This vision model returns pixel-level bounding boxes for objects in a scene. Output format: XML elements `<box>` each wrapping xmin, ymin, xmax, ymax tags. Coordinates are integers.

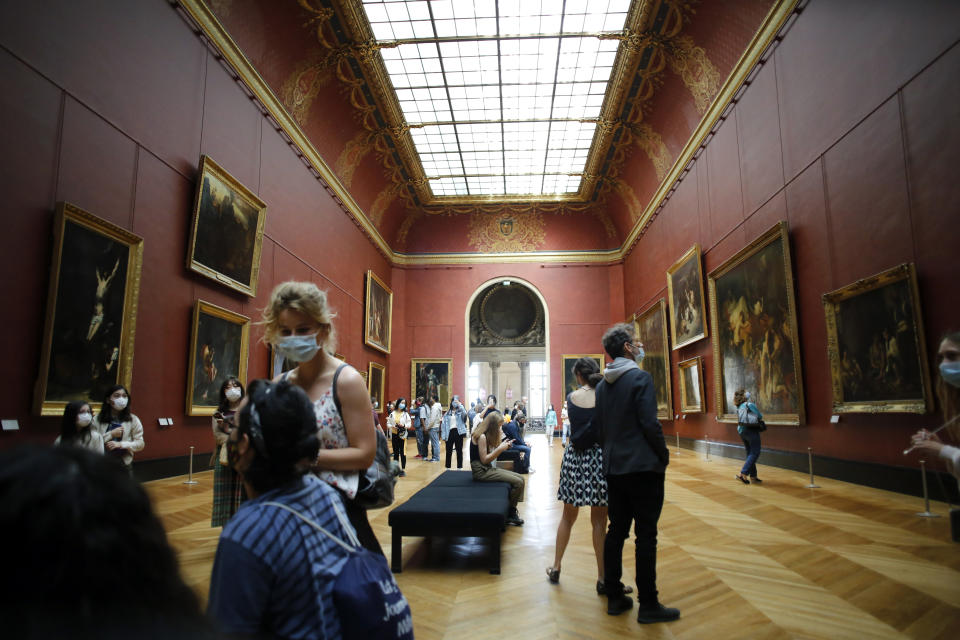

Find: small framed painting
<box><xmin>368</xmin><ymin>362</ymin><xmax>386</xmax><ymax>412</ymax></box>
<box><xmin>560</xmin><ymin>354</ymin><xmax>604</xmax><ymax>397</ymax></box>
<box><xmin>364</xmin><ymin>270</ymin><xmax>393</xmax><ymax>354</ymax></box>
<box><xmin>411</xmin><ymin>359</ymin><xmax>452</xmax><ymax>408</ymax></box>
<box><xmin>678</xmin><ymin>356</ymin><xmax>705</xmax><ymax>414</ymax></box>
<box><xmin>187</xmin><ymin>300</ymin><xmax>249</xmax><ymax>416</ymax></box>
<box><xmin>666</xmin><ymin>244</ymin><xmax>708</xmax><ymax>349</ymax></box>
<box><xmin>187</xmin><ymin>155</ymin><xmax>267</xmax><ymax>296</ymax></box>
<box><xmin>34</xmin><ymin>202</ymin><xmax>144</xmax><ymax>416</ymax></box>
<box><xmin>823</xmin><ymin>263</ymin><xmax>932</xmax><ymax>413</ymax></box>
<box><xmin>633</xmin><ymin>300</ymin><xmax>673</xmax><ymax>420</ymax></box>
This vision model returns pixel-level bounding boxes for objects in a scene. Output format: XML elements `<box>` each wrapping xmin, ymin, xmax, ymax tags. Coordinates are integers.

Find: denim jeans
<box><xmin>604</xmin><ymin>472</ymin><xmax>665</xmax><ymax>606</ymax></box>
<box><xmin>561</xmin><ymin>422</ymin><xmax>570</xmax><ymax>445</ymax></box>
<box><xmin>498</xmin><ymin>445</ymin><xmax>531</xmax><ymax>473</ymax></box>
<box><xmin>428</xmin><ymin>428</ymin><xmax>441</xmax><ymax>461</ymax></box>
<box><xmin>740</xmin><ymin>428</ymin><xmax>762</xmax><ymax>477</ymax></box>
<box><xmin>415</xmin><ymin>425</ymin><xmax>425</xmax><ymax>457</ymax></box>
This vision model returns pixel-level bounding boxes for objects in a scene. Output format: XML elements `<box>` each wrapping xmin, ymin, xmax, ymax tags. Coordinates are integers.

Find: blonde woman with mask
<box><xmin>470</xmin><ymin>411</ymin><xmax>524</xmax><ymax>526</ymax></box>
<box><xmin>262</xmin><ymin>281</ymin><xmax>379</xmax><ymax>553</ymax></box>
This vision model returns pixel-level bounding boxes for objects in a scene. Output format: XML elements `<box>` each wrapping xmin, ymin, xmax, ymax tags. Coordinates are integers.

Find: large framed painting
<box><xmin>666</xmin><ymin>244</ymin><xmax>708</xmax><ymax>349</ymax></box>
<box><xmin>187</xmin><ymin>155</ymin><xmax>267</xmax><ymax>297</ymax></box>
<box><xmin>823</xmin><ymin>263</ymin><xmax>932</xmax><ymax>413</ymax></box>
<box><xmin>186</xmin><ymin>300</ymin><xmax>249</xmax><ymax>416</ymax></box>
<box><xmin>411</xmin><ymin>359</ymin><xmax>452</xmax><ymax>408</ymax></box>
<box><xmin>368</xmin><ymin>362</ymin><xmax>385</xmax><ymax>411</ymax></box>
<box><xmin>561</xmin><ymin>354</ymin><xmax>603</xmax><ymax>397</ymax></box>
<box><xmin>364</xmin><ymin>270</ymin><xmax>393</xmax><ymax>354</ymax></box>
<box><xmin>633</xmin><ymin>300</ymin><xmax>673</xmax><ymax>420</ymax></box>
<box><xmin>34</xmin><ymin>202</ymin><xmax>144</xmax><ymax>416</ymax></box>
<box><xmin>708</xmin><ymin>221</ymin><xmax>804</xmax><ymax>425</ymax></box>
<box><xmin>678</xmin><ymin>356</ymin><xmax>705</xmax><ymax>414</ymax></box>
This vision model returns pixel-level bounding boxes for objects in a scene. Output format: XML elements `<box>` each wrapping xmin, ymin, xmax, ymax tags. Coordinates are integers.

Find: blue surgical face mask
<box><xmin>399</xmin><ymin>403</ymin><xmax>406</xmax><ymax>410</ymax></box>
<box><xmin>940</xmin><ymin>361</ymin><xmax>960</xmax><ymax>388</ymax></box>
<box><xmin>275</xmin><ymin>333</ymin><xmax>321</xmax><ymax>363</ymax></box>
<box><xmin>745</xmin><ymin>391</ymin><xmax>752</xmax><ymax>400</ymax></box>
<box><xmin>631</xmin><ymin>343</ymin><xmax>645</xmax><ymax>364</ymax></box>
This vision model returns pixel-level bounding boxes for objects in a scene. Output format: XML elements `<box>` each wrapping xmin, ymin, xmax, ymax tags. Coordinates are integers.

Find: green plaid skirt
<box><xmin>211</xmin><ymin>446</ymin><xmax>245</xmax><ymax>527</ymax></box>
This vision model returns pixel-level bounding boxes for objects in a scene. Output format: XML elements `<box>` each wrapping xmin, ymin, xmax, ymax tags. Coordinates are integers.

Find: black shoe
<box><xmin>506</xmin><ymin>508</ymin><xmax>524</xmax><ymax>526</ymax></box>
<box><xmin>636</xmin><ymin>603</ymin><xmax>680</xmax><ymax>624</ymax></box>
<box><xmin>398</xmin><ymin>470</ymin><xmax>406</xmax><ymax>477</ymax></box>
<box><xmin>735</xmin><ymin>474</ymin><xmax>750</xmax><ymax>484</ymax></box>
<box><xmin>596</xmin><ymin>581</ymin><xmax>634</xmax><ymax>596</ymax></box>
<box><xmin>750</xmin><ymin>476</ymin><xmax>762</xmax><ymax>483</ymax></box>
<box><xmin>607</xmin><ymin>594</ymin><xmax>633</xmax><ymax>616</ymax></box>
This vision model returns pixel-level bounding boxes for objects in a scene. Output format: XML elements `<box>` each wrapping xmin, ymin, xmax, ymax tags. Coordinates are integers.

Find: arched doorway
<box><xmin>463</xmin><ymin>277</ymin><xmax>550</xmax><ymax>420</ymax></box>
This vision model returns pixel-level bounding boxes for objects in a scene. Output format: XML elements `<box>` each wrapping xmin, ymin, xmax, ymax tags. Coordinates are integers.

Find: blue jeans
<box><xmin>428</xmin><ymin>428</ymin><xmax>440</xmax><ymax>461</ymax></box>
<box><xmin>499</xmin><ymin>445</ymin><xmax>531</xmax><ymax>473</ymax></box>
<box><xmin>740</xmin><ymin>429</ymin><xmax>762</xmax><ymax>477</ymax></box>
<box><xmin>415</xmin><ymin>425</ymin><xmax>425</xmax><ymax>457</ymax></box>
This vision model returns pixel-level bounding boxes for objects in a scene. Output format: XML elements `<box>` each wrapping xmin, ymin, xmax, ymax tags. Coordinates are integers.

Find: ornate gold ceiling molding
<box><xmin>179</xmin><ymin>0</ymin><xmax>797</xmax><ymax>266</ymax></box>
<box><xmin>468</xmin><ymin>212</ymin><xmax>547</xmax><ymax>254</ymax></box>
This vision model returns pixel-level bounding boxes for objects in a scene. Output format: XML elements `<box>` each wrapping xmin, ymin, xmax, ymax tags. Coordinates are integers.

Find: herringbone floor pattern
<box><xmin>145</xmin><ymin>437</ymin><xmax>960</xmax><ymax>639</ymax></box>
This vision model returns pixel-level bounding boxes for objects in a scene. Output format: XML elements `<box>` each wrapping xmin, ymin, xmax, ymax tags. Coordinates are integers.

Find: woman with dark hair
<box><xmin>55</xmin><ymin>400</ymin><xmax>104</xmax><ymax>453</ymax></box>
<box><xmin>386</xmin><ymin>396</ymin><xmax>411</xmax><ymax>477</ymax></box>
<box><xmin>208</xmin><ymin>379</ymin><xmax>411</xmax><ymax>638</ymax></box>
<box><xmin>547</xmin><ymin>357</ymin><xmax>632</xmax><ymax>597</ymax></box>
<box><xmin>211</xmin><ymin>376</ymin><xmax>245</xmax><ymax>527</ymax></box>
<box><xmin>0</xmin><ymin>445</ymin><xmax>210</xmax><ymax>639</ymax></box>
<box><xmin>93</xmin><ymin>384</ymin><xmax>144</xmax><ymax>474</ymax></box>
<box><xmin>734</xmin><ymin>387</ymin><xmax>764</xmax><ymax>484</ymax></box>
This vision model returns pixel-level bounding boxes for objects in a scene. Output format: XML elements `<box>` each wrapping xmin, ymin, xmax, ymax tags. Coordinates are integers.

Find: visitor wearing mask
<box><xmin>442</xmin><ymin>395</ymin><xmax>468</xmax><ymax>469</ymax></box>
<box><xmin>425</xmin><ymin>395</ymin><xmax>443</xmax><ymax>462</ymax></box>
<box><xmin>734</xmin><ymin>388</ymin><xmax>765</xmax><ymax>484</ymax></box>
<box><xmin>262</xmin><ymin>281</ymin><xmax>379</xmax><ymax>554</ymax></box>
<box><xmin>545</xmin><ymin>403</ymin><xmax>558</xmax><ymax>446</ymax></box>
<box><xmin>93</xmin><ymin>384</ymin><xmax>144</xmax><ymax>475</ymax></box>
<box><xmin>55</xmin><ymin>400</ymin><xmax>104</xmax><ymax>453</ymax></box>
<box><xmin>212</xmin><ymin>377</ymin><xmax>245</xmax><ymax>527</ymax></box>
<box><xmin>387</xmin><ymin>397</ymin><xmax>411</xmax><ymax>477</ymax></box>
<box><xmin>911</xmin><ymin>331</ymin><xmax>960</xmax><ymax>483</ymax></box>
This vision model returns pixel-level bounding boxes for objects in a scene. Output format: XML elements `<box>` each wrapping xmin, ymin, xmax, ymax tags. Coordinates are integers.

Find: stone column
<box><xmin>519</xmin><ymin>361</ymin><xmax>530</xmax><ymax>407</ymax></box>
<box><xmin>489</xmin><ymin>361</ymin><xmax>500</xmax><ymax>405</ymax></box>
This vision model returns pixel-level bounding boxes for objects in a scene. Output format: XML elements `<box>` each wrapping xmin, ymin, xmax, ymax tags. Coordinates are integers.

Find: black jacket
<box><xmin>594</xmin><ymin>365</ymin><xmax>669</xmax><ymax>475</ymax></box>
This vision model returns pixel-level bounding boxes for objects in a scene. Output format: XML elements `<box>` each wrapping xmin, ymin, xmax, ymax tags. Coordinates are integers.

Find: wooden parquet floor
<box><xmin>145</xmin><ymin>437</ymin><xmax>960</xmax><ymax>639</ymax></box>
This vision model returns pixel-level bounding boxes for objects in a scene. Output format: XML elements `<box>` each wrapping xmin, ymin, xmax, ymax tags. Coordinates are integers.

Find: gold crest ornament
<box><xmin>469</xmin><ymin>212</ymin><xmax>545</xmax><ymax>253</ymax></box>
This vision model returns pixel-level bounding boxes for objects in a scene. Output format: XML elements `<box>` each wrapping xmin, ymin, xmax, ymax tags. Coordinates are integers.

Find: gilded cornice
<box><xmin>179</xmin><ymin>0</ymin><xmax>798</xmax><ymax>266</ymax></box>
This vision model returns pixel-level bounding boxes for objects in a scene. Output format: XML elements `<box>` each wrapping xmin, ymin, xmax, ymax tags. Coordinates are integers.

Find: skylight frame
<box><xmin>360</xmin><ymin>0</ymin><xmax>630</xmax><ymax>200</ymax></box>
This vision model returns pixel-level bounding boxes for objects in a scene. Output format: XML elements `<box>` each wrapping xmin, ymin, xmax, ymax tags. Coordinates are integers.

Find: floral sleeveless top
<box><xmin>312</xmin><ymin>389</ymin><xmax>360</xmax><ymax>499</ymax></box>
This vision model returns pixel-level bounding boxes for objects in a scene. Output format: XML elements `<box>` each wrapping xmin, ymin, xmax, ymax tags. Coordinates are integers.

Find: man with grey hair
<box><xmin>594</xmin><ymin>322</ymin><xmax>679</xmax><ymax>624</ymax></box>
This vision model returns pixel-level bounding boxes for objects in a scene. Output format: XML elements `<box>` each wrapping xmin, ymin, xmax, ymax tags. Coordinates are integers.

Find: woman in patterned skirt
<box><xmin>211</xmin><ymin>376</ymin><xmax>245</xmax><ymax>526</ymax></box>
<box><xmin>546</xmin><ymin>357</ymin><xmax>633</xmax><ymax>597</ymax></box>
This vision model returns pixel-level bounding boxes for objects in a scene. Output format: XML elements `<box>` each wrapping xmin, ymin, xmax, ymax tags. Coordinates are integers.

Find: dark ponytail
<box><xmin>573</xmin><ymin>357</ymin><xmax>603</xmax><ymax>389</ymax></box>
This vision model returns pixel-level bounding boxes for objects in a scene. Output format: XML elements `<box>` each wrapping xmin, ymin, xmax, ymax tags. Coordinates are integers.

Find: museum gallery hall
<box><xmin>1</xmin><ymin>1</ymin><xmax>959</xmax><ymax>638</ymax></box>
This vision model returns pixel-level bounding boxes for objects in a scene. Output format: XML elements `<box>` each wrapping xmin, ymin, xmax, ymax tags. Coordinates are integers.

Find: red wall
<box><xmin>622</xmin><ymin>0</ymin><xmax>960</xmax><ymax>467</ymax></box>
<box><xmin>0</xmin><ymin>0</ymin><xmax>390</xmax><ymax>459</ymax></box>
<box><xmin>386</xmin><ymin>263</ymin><xmax>623</xmax><ymax>412</ymax></box>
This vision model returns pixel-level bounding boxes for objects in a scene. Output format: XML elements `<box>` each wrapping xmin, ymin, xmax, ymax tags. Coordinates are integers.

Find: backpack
<box><xmin>330</xmin><ymin>364</ymin><xmax>399</xmax><ymax>509</ymax></box>
<box><xmin>262</xmin><ymin>500</ymin><xmax>414</xmax><ymax>639</ymax></box>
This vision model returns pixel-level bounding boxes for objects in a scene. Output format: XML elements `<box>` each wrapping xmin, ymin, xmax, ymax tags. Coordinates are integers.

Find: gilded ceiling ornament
<box><xmin>468</xmin><ymin>212</ymin><xmax>546</xmax><ymax>253</ymax></box>
<box><xmin>369</xmin><ymin>187</ymin><xmax>399</xmax><ymax>226</ymax></box>
<box><xmin>627</xmin><ymin>122</ymin><xmax>671</xmax><ymax>181</ymax></box>
<box><xmin>396</xmin><ymin>210</ymin><xmax>422</xmax><ymax>247</ymax></box>
<box><xmin>296</xmin><ymin>1</ymin><xmax>335</xmax><ymax>46</ymax></box>
<box><xmin>612</xmin><ymin>178</ymin><xmax>644</xmax><ymax>221</ymax></box>
<box><xmin>334</xmin><ymin>129</ymin><xmax>375</xmax><ymax>188</ymax></box>
<box><xmin>280</xmin><ymin>54</ymin><xmax>334</xmax><ymax>125</ymax></box>
<box><xmin>207</xmin><ymin>0</ymin><xmax>233</xmax><ymax>19</ymax></box>
<box><xmin>668</xmin><ymin>35</ymin><xmax>720</xmax><ymax>114</ymax></box>
<box><xmin>593</xmin><ymin>210</ymin><xmax>618</xmax><ymax>239</ymax></box>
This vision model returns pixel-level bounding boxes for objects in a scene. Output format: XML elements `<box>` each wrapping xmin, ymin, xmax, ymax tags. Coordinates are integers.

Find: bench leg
<box><xmin>391</xmin><ymin>529</ymin><xmax>402</xmax><ymax>573</ymax></box>
<box><xmin>489</xmin><ymin>531</ymin><xmax>501</xmax><ymax>575</ymax></box>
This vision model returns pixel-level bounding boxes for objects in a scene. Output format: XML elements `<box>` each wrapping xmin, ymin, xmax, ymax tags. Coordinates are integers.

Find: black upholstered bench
<box><xmin>388</xmin><ymin>470</ymin><xmax>510</xmax><ymax>574</ymax></box>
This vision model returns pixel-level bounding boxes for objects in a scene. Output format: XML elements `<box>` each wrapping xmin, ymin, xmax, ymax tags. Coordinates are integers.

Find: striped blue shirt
<box><xmin>207</xmin><ymin>474</ymin><xmax>354</xmax><ymax>639</ymax></box>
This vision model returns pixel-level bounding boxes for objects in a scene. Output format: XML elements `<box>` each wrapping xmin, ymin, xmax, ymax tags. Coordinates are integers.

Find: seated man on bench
<box><xmin>499</xmin><ymin>412</ymin><xmax>532</xmax><ymax>474</ymax></box>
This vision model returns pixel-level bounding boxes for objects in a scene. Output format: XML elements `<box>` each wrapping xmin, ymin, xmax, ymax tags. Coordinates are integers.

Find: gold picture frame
<box><xmin>708</xmin><ymin>221</ymin><xmax>804</xmax><ymax>425</ymax></box>
<box><xmin>823</xmin><ymin>263</ymin><xmax>932</xmax><ymax>414</ymax></box>
<box><xmin>633</xmin><ymin>300</ymin><xmax>673</xmax><ymax>420</ymax></box>
<box><xmin>187</xmin><ymin>155</ymin><xmax>267</xmax><ymax>296</ymax></box>
<box><xmin>678</xmin><ymin>356</ymin><xmax>706</xmax><ymax>414</ymax></box>
<box><xmin>186</xmin><ymin>300</ymin><xmax>250</xmax><ymax>416</ymax></box>
<box><xmin>666</xmin><ymin>244</ymin><xmax>708</xmax><ymax>350</ymax></box>
<box><xmin>411</xmin><ymin>358</ymin><xmax>453</xmax><ymax>408</ymax></box>
<box><xmin>34</xmin><ymin>202</ymin><xmax>144</xmax><ymax>416</ymax></box>
<box><xmin>560</xmin><ymin>354</ymin><xmax>604</xmax><ymax>398</ymax></box>
<box><xmin>367</xmin><ymin>362</ymin><xmax>386</xmax><ymax>411</ymax></box>
<box><xmin>364</xmin><ymin>270</ymin><xmax>393</xmax><ymax>354</ymax></box>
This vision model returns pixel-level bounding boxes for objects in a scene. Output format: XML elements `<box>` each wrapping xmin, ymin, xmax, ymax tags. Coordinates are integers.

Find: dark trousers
<box><xmin>391</xmin><ymin>431</ymin><xmax>406</xmax><ymax>469</ymax></box>
<box><xmin>603</xmin><ymin>472</ymin><xmax>665</xmax><ymax>606</ymax></box>
<box><xmin>498</xmin><ymin>445</ymin><xmax>531</xmax><ymax>473</ymax></box>
<box><xmin>739</xmin><ymin>429</ymin><xmax>761</xmax><ymax>477</ymax></box>
<box><xmin>341</xmin><ymin>489</ymin><xmax>384</xmax><ymax>556</ymax></box>
<box><xmin>445</xmin><ymin>430</ymin><xmax>464</xmax><ymax>468</ymax></box>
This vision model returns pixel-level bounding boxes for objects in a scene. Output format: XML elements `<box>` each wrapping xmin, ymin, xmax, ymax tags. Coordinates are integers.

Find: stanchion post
<box><xmin>915</xmin><ymin>459</ymin><xmax>940</xmax><ymax>518</ymax></box>
<box><xmin>704</xmin><ymin>435</ymin><xmax>710</xmax><ymax>462</ymax></box>
<box><xmin>675</xmin><ymin>431</ymin><xmax>681</xmax><ymax>456</ymax></box>
<box><xmin>805</xmin><ymin>447</ymin><xmax>819</xmax><ymax>489</ymax></box>
<box><xmin>183</xmin><ymin>445</ymin><xmax>199</xmax><ymax>485</ymax></box>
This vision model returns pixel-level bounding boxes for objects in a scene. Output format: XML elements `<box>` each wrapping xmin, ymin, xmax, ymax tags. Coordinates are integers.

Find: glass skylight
<box><xmin>361</xmin><ymin>0</ymin><xmax>629</xmax><ymax>198</ymax></box>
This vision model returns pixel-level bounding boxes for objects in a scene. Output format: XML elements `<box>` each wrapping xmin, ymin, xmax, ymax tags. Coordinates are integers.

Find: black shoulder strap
<box><xmin>331</xmin><ymin>363</ymin><xmax>348</xmax><ymax>416</ymax></box>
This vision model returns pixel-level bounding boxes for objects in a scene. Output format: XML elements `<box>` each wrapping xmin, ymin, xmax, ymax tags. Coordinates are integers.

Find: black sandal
<box><xmin>546</xmin><ymin>567</ymin><xmax>560</xmax><ymax>584</ymax></box>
